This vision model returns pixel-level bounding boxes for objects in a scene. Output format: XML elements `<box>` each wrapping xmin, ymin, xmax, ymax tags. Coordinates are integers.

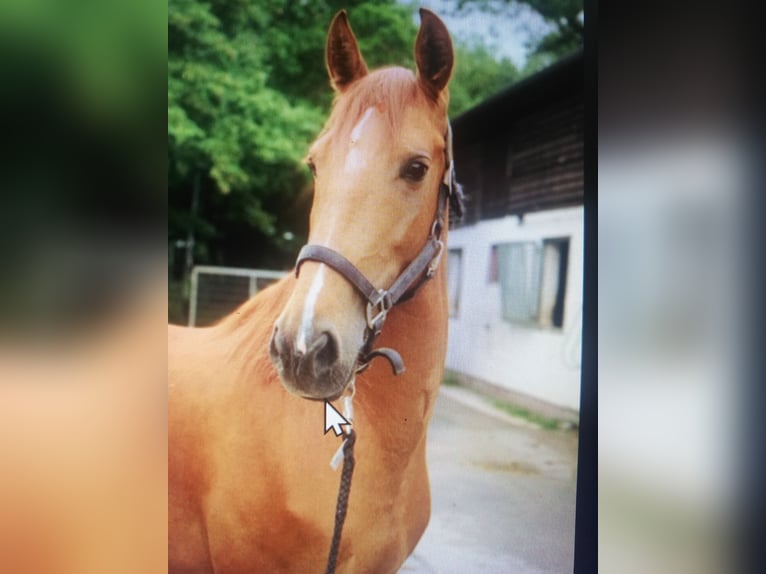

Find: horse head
<box><xmin>270</xmin><ymin>9</ymin><xmax>457</xmax><ymax>400</ymax></box>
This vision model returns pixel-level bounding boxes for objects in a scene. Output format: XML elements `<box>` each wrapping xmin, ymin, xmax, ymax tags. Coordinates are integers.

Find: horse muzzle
<box><xmin>269</xmin><ymin>322</ymin><xmax>355</xmax><ymax>400</ymax></box>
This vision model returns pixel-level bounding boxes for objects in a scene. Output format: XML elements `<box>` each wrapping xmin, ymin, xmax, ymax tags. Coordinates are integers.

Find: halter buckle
<box><xmin>366</xmin><ymin>289</ymin><xmax>392</xmax><ymax>331</ymax></box>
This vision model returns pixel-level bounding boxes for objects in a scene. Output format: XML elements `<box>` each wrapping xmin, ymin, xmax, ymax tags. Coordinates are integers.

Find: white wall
<box><xmin>446</xmin><ymin>207</ymin><xmax>584</xmax><ymax>411</ymax></box>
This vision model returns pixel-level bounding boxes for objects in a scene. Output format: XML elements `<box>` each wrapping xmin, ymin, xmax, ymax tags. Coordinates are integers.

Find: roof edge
<box><xmin>451</xmin><ymin>48</ymin><xmax>584</xmax><ymax>128</ymax></box>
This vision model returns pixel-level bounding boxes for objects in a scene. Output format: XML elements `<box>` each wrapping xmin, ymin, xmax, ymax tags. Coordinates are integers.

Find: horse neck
<box><xmin>353</xmin><ymin>241</ymin><xmax>449</xmax><ymax>459</ymax></box>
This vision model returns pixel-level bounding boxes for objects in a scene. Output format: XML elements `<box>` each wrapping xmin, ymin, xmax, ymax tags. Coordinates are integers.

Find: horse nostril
<box><xmin>308</xmin><ymin>331</ymin><xmax>339</xmax><ymax>374</ymax></box>
<box><xmin>269</xmin><ymin>326</ymin><xmax>278</xmax><ymax>355</ymax></box>
<box><xmin>269</xmin><ymin>325</ymin><xmax>288</xmax><ymax>364</ymax></box>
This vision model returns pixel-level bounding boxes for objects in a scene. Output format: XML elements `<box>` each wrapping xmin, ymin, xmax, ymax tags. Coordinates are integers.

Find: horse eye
<box><xmin>402</xmin><ymin>161</ymin><xmax>429</xmax><ymax>182</ymax></box>
<box><xmin>307</xmin><ymin>160</ymin><xmax>317</xmax><ymax>178</ymax></box>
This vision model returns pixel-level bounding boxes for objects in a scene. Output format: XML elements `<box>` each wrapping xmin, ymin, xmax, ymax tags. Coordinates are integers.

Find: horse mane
<box><xmin>318</xmin><ymin>66</ymin><xmax>447</xmax><ymax>144</ymax></box>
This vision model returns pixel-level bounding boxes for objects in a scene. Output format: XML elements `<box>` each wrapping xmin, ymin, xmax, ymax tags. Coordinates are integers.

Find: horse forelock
<box><xmin>320</xmin><ymin>67</ymin><xmax>447</xmax><ymax>146</ymax></box>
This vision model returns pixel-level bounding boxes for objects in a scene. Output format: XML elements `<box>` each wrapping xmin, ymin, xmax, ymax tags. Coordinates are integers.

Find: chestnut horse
<box><xmin>169</xmin><ymin>9</ymin><xmax>461</xmax><ymax>573</ymax></box>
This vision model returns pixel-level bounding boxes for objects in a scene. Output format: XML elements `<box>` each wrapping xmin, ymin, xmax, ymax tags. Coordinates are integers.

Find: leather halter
<box><xmin>294</xmin><ymin>124</ymin><xmax>463</xmax><ymax>376</ymax></box>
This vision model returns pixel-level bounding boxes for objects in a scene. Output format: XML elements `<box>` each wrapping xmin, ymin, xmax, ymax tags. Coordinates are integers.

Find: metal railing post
<box><xmin>188</xmin><ymin>267</ymin><xmax>199</xmax><ymax>327</ymax></box>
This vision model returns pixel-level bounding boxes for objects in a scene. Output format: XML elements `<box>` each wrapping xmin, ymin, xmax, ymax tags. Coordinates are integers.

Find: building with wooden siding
<box><xmin>445</xmin><ymin>50</ymin><xmax>584</xmax><ymax>417</ymax></box>
<box><xmin>453</xmin><ymin>50</ymin><xmax>583</xmax><ymax>223</ymax></box>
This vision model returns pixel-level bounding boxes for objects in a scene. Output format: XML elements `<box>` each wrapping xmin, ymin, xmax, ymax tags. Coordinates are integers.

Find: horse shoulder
<box><xmin>168</xmin><ymin>278</ymin><xmax>295</xmax><ymax>572</ymax></box>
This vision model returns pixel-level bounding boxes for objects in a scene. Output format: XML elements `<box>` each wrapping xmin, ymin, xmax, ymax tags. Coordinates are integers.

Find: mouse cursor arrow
<box><xmin>324</xmin><ymin>401</ymin><xmax>351</xmax><ymax>437</ymax></box>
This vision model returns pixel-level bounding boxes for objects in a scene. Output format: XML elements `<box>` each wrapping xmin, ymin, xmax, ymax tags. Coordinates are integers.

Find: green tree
<box><xmin>456</xmin><ymin>0</ymin><xmax>583</xmax><ymax>60</ymax></box>
<box><xmin>169</xmin><ymin>0</ymin><xmax>322</xmax><ymax>267</ymax></box>
<box><xmin>450</xmin><ymin>42</ymin><xmax>519</xmax><ymax>117</ymax></box>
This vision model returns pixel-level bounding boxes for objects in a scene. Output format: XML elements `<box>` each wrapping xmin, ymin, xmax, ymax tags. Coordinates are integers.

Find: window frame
<box><xmin>494</xmin><ymin>236</ymin><xmax>570</xmax><ymax>330</ymax></box>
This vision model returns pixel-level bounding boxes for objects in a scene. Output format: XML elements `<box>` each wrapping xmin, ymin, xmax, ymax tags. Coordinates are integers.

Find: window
<box><xmin>539</xmin><ymin>238</ymin><xmax>569</xmax><ymax>328</ymax></box>
<box><xmin>446</xmin><ymin>249</ymin><xmax>462</xmax><ymax>317</ymax></box>
<box><xmin>497</xmin><ymin>242</ymin><xmax>542</xmax><ymax>323</ymax></box>
<box><xmin>496</xmin><ymin>238</ymin><xmax>569</xmax><ymax>328</ymax></box>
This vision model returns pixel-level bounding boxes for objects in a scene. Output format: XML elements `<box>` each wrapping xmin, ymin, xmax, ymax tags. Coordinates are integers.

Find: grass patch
<box><xmin>491</xmin><ymin>400</ymin><xmax>564</xmax><ymax>431</ymax></box>
<box><xmin>442</xmin><ymin>372</ymin><xmax>460</xmax><ymax>387</ymax></box>
<box><xmin>440</xmin><ymin>372</ymin><xmax>575</xmax><ymax>431</ymax></box>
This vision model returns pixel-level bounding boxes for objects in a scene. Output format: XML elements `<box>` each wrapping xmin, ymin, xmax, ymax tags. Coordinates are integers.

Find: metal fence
<box><xmin>188</xmin><ymin>266</ymin><xmax>287</xmax><ymax>327</ymax></box>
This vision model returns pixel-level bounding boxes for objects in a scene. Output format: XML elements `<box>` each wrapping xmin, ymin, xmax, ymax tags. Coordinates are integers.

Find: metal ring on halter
<box><xmin>430</xmin><ymin>214</ymin><xmax>444</xmax><ymax>240</ymax></box>
<box><xmin>426</xmin><ymin>239</ymin><xmax>444</xmax><ymax>278</ymax></box>
<box><xmin>365</xmin><ymin>289</ymin><xmax>392</xmax><ymax>331</ymax></box>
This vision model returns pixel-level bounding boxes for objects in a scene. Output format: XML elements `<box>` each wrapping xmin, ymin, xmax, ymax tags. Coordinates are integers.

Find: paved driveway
<box><xmin>401</xmin><ymin>387</ymin><xmax>579</xmax><ymax>574</ymax></box>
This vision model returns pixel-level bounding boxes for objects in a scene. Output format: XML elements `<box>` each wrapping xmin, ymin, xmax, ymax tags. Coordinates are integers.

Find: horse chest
<box><xmin>217</xmin><ymin>505</ymin><xmax>423</xmax><ymax>573</ymax></box>
<box><xmin>198</xmin><ymin>425</ymin><xmax>430</xmax><ymax>574</ymax></box>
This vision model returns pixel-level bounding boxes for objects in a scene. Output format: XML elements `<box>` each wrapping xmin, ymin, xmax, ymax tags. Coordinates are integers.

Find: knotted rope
<box><xmin>325</xmin><ymin>428</ymin><xmax>357</xmax><ymax>574</ymax></box>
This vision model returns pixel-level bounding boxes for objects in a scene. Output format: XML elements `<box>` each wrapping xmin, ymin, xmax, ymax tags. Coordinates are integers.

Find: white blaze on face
<box><xmin>297</xmin><ymin>264</ymin><xmax>326</xmax><ymax>354</ymax></box>
<box><xmin>344</xmin><ymin>107</ymin><xmax>375</xmax><ymax>173</ymax></box>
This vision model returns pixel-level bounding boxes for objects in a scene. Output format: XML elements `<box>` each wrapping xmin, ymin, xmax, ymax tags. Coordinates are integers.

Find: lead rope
<box><xmin>325</xmin><ymin>427</ymin><xmax>356</xmax><ymax>574</ymax></box>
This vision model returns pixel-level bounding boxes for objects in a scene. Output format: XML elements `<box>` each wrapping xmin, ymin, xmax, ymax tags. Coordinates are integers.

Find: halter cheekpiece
<box><xmin>294</xmin><ymin>124</ymin><xmax>463</xmax><ymax>376</ymax></box>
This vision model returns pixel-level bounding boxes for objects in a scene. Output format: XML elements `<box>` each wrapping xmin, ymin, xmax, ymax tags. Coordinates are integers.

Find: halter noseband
<box><xmin>294</xmin><ymin>124</ymin><xmax>463</xmax><ymax>376</ymax></box>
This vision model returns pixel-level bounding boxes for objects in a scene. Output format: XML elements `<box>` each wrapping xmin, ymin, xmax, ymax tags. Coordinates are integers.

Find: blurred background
<box><xmin>598</xmin><ymin>2</ymin><xmax>761</xmax><ymax>574</ymax></box>
<box><xmin>0</xmin><ymin>0</ymin><xmax>167</xmax><ymax>571</ymax></box>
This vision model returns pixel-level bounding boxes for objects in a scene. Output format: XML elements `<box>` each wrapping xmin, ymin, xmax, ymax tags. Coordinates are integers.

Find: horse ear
<box><xmin>415</xmin><ymin>8</ymin><xmax>454</xmax><ymax>100</ymax></box>
<box><xmin>326</xmin><ymin>10</ymin><xmax>368</xmax><ymax>92</ymax></box>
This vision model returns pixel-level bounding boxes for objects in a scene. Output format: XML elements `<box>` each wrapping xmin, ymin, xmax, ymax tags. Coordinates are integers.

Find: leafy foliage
<box><xmin>522</xmin><ymin>0</ymin><xmax>583</xmax><ymax>58</ymax></box>
<box><xmin>456</xmin><ymin>0</ymin><xmax>583</xmax><ymax>60</ymax></box>
<box><xmin>168</xmin><ymin>0</ymin><xmax>323</xmax><ymax>255</ymax></box>
<box><xmin>450</xmin><ymin>42</ymin><xmax>519</xmax><ymax>117</ymax></box>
